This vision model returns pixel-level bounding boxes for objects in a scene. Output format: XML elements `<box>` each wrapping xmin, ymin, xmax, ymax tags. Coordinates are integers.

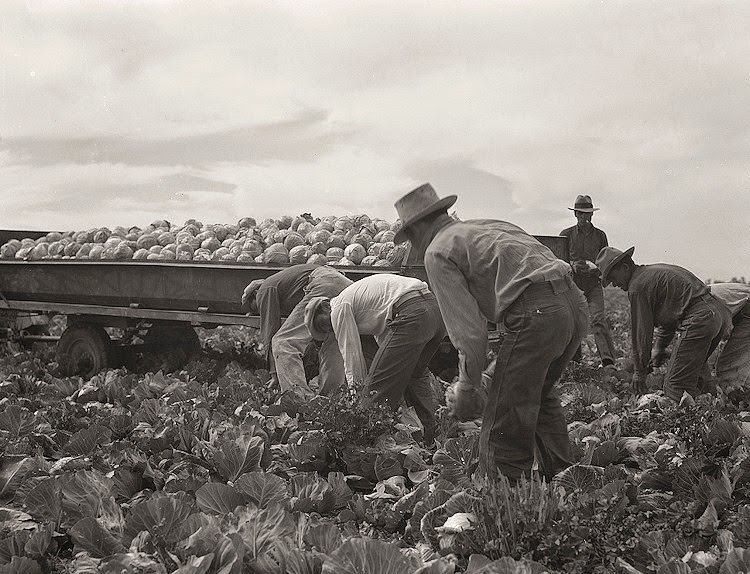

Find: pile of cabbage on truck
<box><xmin>0</xmin><ymin>214</ymin><xmax>409</xmax><ymax>267</ymax></box>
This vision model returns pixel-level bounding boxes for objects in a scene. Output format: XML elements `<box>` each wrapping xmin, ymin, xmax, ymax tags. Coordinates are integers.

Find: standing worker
<box><xmin>241</xmin><ymin>264</ymin><xmax>352</xmax><ymax>396</ymax></box>
<box><xmin>393</xmin><ymin>183</ymin><xmax>588</xmax><ymax>484</ymax></box>
<box><xmin>303</xmin><ymin>273</ymin><xmax>446</xmax><ymax>443</ymax></box>
<box><xmin>559</xmin><ymin>195</ymin><xmax>617</xmax><ymax>370</ymax></box>
<box><xmin>596</xmin><ymin>246</ymin><xmax>731</xmax><ymax>400</ymax></box>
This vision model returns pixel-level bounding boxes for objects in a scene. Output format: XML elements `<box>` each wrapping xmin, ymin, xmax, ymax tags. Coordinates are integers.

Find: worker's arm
<box><xmin>601</xmin><ymin>229</ymin><xmax>609</xmax><ymax>249</ymax></box>
<box><xmin>651</xmin><ymin>325</ymin><xmax>675</xmax><ymax>368</ymax></box>
<box><xmin>425</xmin><ymin>250</ymin><xmax>487</xmax><ymax>388</ymax></box>
<box><xmin>256</xmin><ymin>286</ymin><xmax>282</xmax><ymax>354</ymax></box>
<box><xmin>629</xmin><ymin>291</ymin><xmax>655</xmax><ymax>377</ymax></box>
<box><xmin>331</xmin><ymin>301</ymin><xmax>367</xmax><ymax>386</ymax></box>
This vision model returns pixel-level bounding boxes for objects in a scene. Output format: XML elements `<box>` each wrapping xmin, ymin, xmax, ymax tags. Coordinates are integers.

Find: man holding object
<box><xmin>560</xmin><ymin>195</ymin><xmax>616</xmax><ymax>369</ymax></box>
<box><xmin>394</xmin><ymin>183</ymin><xmax>588</xmax><ymax>483</ymax></box>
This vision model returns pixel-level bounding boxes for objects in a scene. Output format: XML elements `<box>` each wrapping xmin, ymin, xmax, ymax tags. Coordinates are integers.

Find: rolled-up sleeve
<box><xmin>425</xmin><ymin>250</ymin><xmax>487</xmax><ymax>386</ymax></box>
<box><xmin>629</xmin><ymin>291</ymin><xmax>655</xmax><ymax>376</ymax></box>
<box><xmin>331</xmin><ymin>301</ymin><xmax>367</xmax><ymax>385</ymax></box>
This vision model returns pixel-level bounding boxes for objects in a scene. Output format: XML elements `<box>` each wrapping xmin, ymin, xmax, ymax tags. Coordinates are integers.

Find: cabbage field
<box><xmin>3</xmin><ymin>264</ymin><xmax>750</xmax><ymax>573</ymax></box>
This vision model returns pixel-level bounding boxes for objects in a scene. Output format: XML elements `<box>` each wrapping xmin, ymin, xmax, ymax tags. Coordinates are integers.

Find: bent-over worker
<box><xmin>393</xmin><ymin>183</ymin><xmax>588</xmax><ymax>483</ymax></box>
<box><xmin>241</xmin><ymin>264</ymin><xmax>351</xmax><ymax>395</ymax></box>
<box><xmin>651</xmin><ymin>282</ymin><xmax>750</xmax><ymax>389</ymax></box>
<box><xmin>712</xmin><ymin>283</ymin><xmax>750</xmax><ymax>387</ymax></box>
<box><xmin>596</xmin><ymin>246</ymin><xmax>731</xmax><ymax>400</ymax></box>
<box><xmin>304</xmin><ymin>273</ymin><xmax>446</xmax><ymax>443</ymax></box>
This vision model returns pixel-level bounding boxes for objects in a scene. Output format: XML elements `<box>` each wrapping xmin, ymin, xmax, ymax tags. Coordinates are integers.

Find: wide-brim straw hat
<box><xmin>393</xmin><ymin>183</ymin><xmax>457</xmax><ymax>244</ymax></box>
<box><xmin>304</xmin><ymin>296</ymin><xmax>331</xmax><ymax>340</ymax></box>
<box><xmin>596</xmin><ymin>246</ymin><xmax>635</xmax><ymax>285</ymax></box>
<box><xmin>568</xmin><ymin>194</ymin><xmax>600</xmax><ymax>213</ymax></box>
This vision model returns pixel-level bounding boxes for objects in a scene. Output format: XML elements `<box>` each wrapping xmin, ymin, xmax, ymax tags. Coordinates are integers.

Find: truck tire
<box><xmin>56</xmin><ymin>324</ymin><xmax>112</xmax><ymax>378</ymax></box>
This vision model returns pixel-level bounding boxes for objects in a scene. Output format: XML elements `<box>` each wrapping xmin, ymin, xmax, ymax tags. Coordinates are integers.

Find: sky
<box><xmin>1</xmin><ymin>0</ymin><xmax>749</xmax><ymax>281</ymax></box>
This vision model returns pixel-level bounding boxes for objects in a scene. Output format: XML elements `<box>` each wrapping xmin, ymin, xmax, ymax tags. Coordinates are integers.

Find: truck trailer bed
<box><xmin>0</xmin><ymin>233</ymin><xmax>567</xmax><ymax>326</ymax></box>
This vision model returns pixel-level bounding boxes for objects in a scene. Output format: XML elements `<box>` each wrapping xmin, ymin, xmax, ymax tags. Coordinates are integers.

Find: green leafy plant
<box><xmin>307</xmin><ymin>390</ymin><xmax>398</xmax><ymax>454</ymax></box>
<box><xmin>475</xmin><ymin>473</ymin><xmax>562</xmax><ymax>560</ymax></box>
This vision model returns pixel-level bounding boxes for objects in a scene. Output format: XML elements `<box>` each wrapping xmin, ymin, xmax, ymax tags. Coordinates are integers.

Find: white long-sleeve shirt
<box><xmin>330</xmin><ymin>273</ymin><xmax>429</xmax><ymax>385</ymax></box>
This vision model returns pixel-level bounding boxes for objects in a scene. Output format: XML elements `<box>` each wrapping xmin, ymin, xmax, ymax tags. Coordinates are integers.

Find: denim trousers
<box><xmin>364</xmin><ymin>293</ymin><xmax>446</xmax><ymax>440</ymax></box>
<box><xmin>583</xmin><ymin>283</ymin><xmax>616</xmax><ymax>365</ymax></box>
<box><xmin>663</xmin><ymin>295</ymin><xmax>731</xmax><ymax>400</ymax></box>
<box><xmin>272</xmin><ymin>267</ymin><xmax>349</xmax><ymax>395</ymax></box>
<box><xmin>715</xmin><ymin>301</ymin><xmax>750</xmax><ymax>388</ymax></box>
<box><xmin>481</xmin><ymin>276</ymin><xmax>588</xmax><ymax>482</ymax></box>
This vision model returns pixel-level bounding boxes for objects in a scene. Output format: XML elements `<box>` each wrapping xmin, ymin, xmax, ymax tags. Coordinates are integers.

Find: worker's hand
<box><xmin>584</xmin><ymin>261</ymin><xmax>601</xmax><ymax>277</ymax></box>
<box><xmin>241</xmin><ymin>285</ymin><xmax>256</xmax><ymax>313</ymax></box>
<box><xmin>572</xmin><ymin>260</ymin><xmax>589</xmax><ymax>275</ymax></box>
<box><xmin>241</xmin><ymin>286</ymin><xmax>252</xmax><ymax>310</ymax></box>
<box><xmin>266</xmin><ymin>373</ymin><xmax>279</xmax><ymax>390</ymax></box>
<box><xmin>650</xmin><ymin>347</ymin><xmax>669</xmax><ymax>369</ymax></box>
<box><xmin>631</xmin><ymin>372</ymin><xmax>648</xmax><ymax>395</ymax></box>
<box><xmin>482</xmin><ymin>358</ymin><xmax>497</xmax><ymax>383</ymax></box>
<box><xmin>446</xmin><ymin>380</ymin><xmax>486</xmax><ymax>422</ymax></box>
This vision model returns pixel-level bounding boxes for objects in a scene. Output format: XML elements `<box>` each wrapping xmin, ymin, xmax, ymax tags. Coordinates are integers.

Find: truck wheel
<box><xmin>56</xmin><ymin>324</ymin><xmax>112</xmax><ymax>378</ymax></box>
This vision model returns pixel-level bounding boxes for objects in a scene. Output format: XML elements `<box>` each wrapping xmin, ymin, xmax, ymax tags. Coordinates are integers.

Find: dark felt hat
<box><xmin>596</xmin><ymin>246</ymin><xmax>635</xmax><ymax>285</ymax></box>
<box><xmin>568</xmin><ymin>194</ymin><xmax>600</xmax><ymax>213</ymax></box>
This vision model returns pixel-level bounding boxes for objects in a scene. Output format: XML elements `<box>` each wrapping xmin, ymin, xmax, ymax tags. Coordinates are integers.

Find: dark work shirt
<box><xmin>256</xmin><ymin>264</ymin><xmax>319</xmax><ymax>349</ymax></box>
<box><xmin>559</xmin><ymin>224</ymin><xmax>608</xmax><ymax>290</ymax></box>
<box><xmin>425</xmin><ymin>218</ymin><xmax>572</xmax><ymax>385</ymax></box>
<box><xmin>628</xmin><ymin>264</ymin><xmax>709</xmax><ymax>376</ymax></box>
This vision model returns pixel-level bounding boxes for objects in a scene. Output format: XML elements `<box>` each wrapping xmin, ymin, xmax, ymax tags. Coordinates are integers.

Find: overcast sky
<box><xmin>2</xmin><ymin>0</ymin><xmax>749</xmax><ymax>280</ymax></box>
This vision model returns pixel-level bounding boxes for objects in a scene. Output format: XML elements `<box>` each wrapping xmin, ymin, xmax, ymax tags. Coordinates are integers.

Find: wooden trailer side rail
<box><xmin>0</xmin><ymin>299</ymin><xmax>261</xmax><ymax>328</ymax></box>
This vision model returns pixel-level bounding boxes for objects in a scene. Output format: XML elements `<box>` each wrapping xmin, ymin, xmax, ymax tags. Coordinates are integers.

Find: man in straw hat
<box><xmin>560</xmin><ymin>195</ymin><xmax>617</xmax><ymax>370</ymax></box>
<box><xmin>393</xmin><ymin>183</ymin><xmax>588</xmax><ymax>483</ymax></box>
<box><xmin>596</xmin><ymin>246</ymin><xmax>731</xmax><ymax>399</ymax></box>
<box><xmin>241</xmin><ymin>263</ymin><xmax>353</xmax><ymax>396</ymax></box>
<box><xmin>303</xmin><ymin>273</ymin><xmax>446</xmax><ymax>443</ymax></box>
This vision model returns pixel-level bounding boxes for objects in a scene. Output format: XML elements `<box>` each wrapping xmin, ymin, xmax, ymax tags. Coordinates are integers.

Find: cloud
<box><xmin>404</xmin><ymin>157</ymin><xmax>518</xmax><ymax>218</ymax></box>
<box><xmin>0</xmin><ymin>109</ymin><xmax>351</xmax><ymax>168</ymax></box>
<box><xmin>0</xmin><ymin>160</ymin><xmax>240</xmax><ymax>230</ymax></box>
<box><xmin>29</xmin><ymin>172</ymin><xmax>236</xmax><ymax>213</ymax></box>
